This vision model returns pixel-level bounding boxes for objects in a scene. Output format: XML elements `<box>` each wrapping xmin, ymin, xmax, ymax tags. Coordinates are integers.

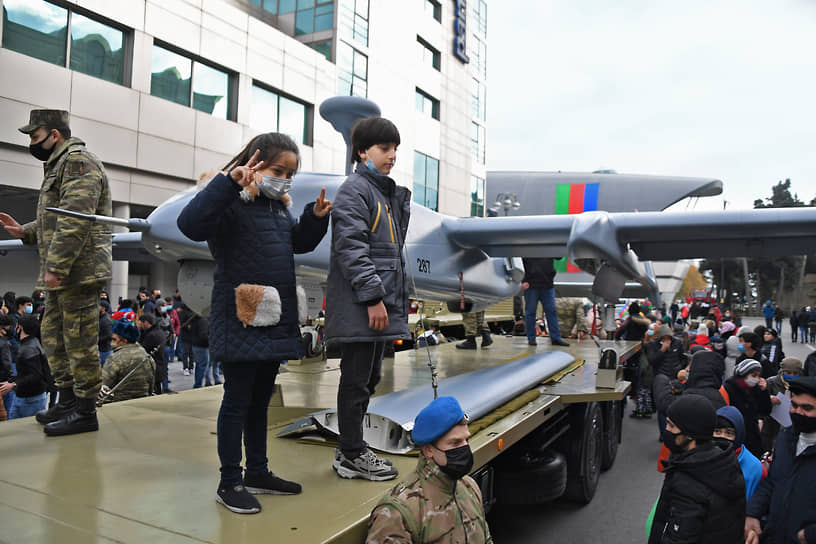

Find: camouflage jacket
<box><xmin>366</xmin><ymin>456</ymin><xmax>492</xmax><ymax>544</ymax></box>
<box><xmin>556</xmin><ymin>297</ymin><xmax>589</xmax><ymax>336</ymax></box>
<box><xmin>22</xmin><ymin>137</ymin><xmax>112</xmax><ymax>291</ymax></box>
<box><xmin>100</xmin><ymin>343</ymin><xmax>155</xmax><ymax>403</ymax></box>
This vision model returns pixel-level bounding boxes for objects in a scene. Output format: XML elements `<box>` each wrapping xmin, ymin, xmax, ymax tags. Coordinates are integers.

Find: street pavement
<box><xmin>488</xmin><ymin>317</ymin><xmax>815</xmax><ymax>543</ymax></box>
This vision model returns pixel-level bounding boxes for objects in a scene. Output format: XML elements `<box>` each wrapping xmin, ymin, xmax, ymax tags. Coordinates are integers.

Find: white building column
<box><xmin>110</xmin><ymin>202</ymin><xmax>130</xmax><ymax>304</ymax></box>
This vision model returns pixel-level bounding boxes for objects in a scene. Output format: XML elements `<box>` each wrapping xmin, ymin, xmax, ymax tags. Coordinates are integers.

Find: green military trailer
<box><xmin>0</xmin><ymin>335</ymin><xmax>637</xmax><ymax>543</ymax></box>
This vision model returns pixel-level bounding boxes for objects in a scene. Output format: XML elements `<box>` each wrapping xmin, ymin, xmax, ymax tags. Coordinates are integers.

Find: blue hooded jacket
<box><xmin>716</xmin><ymin>405</ymin><xmax>763</xmax><ymax>499</ymax></box>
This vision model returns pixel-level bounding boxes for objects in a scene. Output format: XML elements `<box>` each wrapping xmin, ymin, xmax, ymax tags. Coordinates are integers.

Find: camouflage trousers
<box><xmin>462</xmin><ymin>311</ymin><xmax>489</xmax><ymax>337</ymax></box>
<box><xmin>42</xmin><ymin>283</ymin><xmax>103</xmax><ymax>399</ymax></box>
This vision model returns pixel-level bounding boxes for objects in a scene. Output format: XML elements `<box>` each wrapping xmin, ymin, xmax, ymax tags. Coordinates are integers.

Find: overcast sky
<box><xmin>487</xmin><ymin>1</ymin><xmax>816</xmax><ymax>211</ymax></box>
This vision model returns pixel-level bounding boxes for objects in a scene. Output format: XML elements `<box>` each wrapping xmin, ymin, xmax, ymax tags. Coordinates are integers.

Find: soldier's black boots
<box><xmin>481</xmin><ymin>331</ymin><xmax>493</xmax><ymax>347</ymax></box>
<box><xmin>35</xmin><ymin>387</ymin><xmax>76</xmax><ymax>425</ymax></box>
<box><xmin>456</xmin><ymin>336</ymin><xmax>478</xmax><ymax>349</ymax></box>
<box><xmin>44</xmin><ymin>397</ymin><xmax>99</xmax><ymax>436</ymax></box>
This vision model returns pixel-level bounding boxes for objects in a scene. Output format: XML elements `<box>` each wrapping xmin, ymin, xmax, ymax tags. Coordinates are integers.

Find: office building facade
<box><xmin>0</xmin><ymin>0</ymin><xmax>487</xmax><ymax>299</ymax></box>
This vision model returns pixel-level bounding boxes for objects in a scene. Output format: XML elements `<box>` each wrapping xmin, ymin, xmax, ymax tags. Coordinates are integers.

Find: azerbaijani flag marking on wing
<box><xmin>554</xmin><ymin>183</ymin><xmax>600</xmax><ymax>273</ymax></box>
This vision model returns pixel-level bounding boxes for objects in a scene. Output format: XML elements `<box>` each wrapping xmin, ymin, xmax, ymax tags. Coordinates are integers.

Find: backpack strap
<box><xmin>719</xmin><ymin>385</ymin><xmax>730</xmax><ymax>405</ymax></box>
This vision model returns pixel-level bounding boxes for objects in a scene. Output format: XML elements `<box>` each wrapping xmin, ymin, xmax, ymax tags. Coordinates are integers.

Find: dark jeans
<box><xmin>217</xmin><ymin>361</ymin><xmax>281</xmax><ymax>485</ymax></box>
<box><xmin>338</xmin><ymin>341</ymin><xmax>384</xmax><ymax>459</ymax></box>
<box><xmin>765</xmin><ymin>317</ymin><xmax>773</xmax><ymax>329</ymax></box>
<box><xmin>182</xmin><ymin>339</ymin><xmax>193</xmax><ymax>370</ymax></box>
<box><xmin>524</xmin><ymin>287</ymin><xmax>561</xmax><ymax>340</ymax></box>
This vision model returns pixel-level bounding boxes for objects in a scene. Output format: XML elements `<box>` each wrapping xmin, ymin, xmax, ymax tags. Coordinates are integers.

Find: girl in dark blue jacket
<box><xmin>178</xmin><ymin>133</ymin><xmax>331</xmax><ymax>514</ymax></box>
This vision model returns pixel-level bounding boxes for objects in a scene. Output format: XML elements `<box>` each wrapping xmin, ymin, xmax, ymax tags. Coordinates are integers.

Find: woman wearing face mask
<box><xmin>177</xmin><ymin>133</ymin><xmax>331</xmax><ymax>515</ymax></box>
<box><xmin>723</xmin><ymin>359</ymin><xmax>773</xmax><ymax>458</ymax></box>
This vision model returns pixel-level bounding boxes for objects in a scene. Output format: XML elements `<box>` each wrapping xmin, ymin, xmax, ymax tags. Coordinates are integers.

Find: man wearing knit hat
<box><xmin>366</xmin><ymin>396</ymin><xmax>492</xmax><ymax>543</ymax></box>
<box><xmin>646</xmin><ymin>324</ymin><xmax>685</xmax><ymax>435</ymax></box>
<box><xmin>746</xmin><ymin>376</ymin><xmax>816</xmax><ymax>544</ymax></box>
<box><xmin>98</xmin><ymin>319</ymin><xmax>155</xmax><ymax>404</ymax></box>
<box><xmin>649</xmin><ymin>394</ymin><xmax>746</xmax><ymax>543</ymax></box>
<box><xmin>724</xmin><ymin>359</ymin><xmax>773</xmax><ymax>458</ymax></box>
<box><xmin>762</xmin><ymin>357</ymin><xmax>804</xmax><ymax>452</ymax></box>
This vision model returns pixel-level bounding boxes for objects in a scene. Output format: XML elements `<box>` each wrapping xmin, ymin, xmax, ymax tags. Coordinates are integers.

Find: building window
<box><xmin>413</xmin><ymin>152</ymin><xmax>439</xmax><ymax>211</ymax></box>
<box><xmin>470</xmin><ymin>175</ymin><xmax>485</xmax><ymax>217</ymax></box>
<box><xmin>308</xmin><ymin>40</ymin><xmax>332</xmax><ymax>61</ymax></box>
<box><xmin>469</xmin><ymin>34</ymin><xmax>486</xmax><ymax>79</ymax></box>
<box><xmin>250</xmin><ymin>84</ymin><xmax>309</xmax><ymax>145</ymax></box>
<box><xmin>339</xmin><ymin>0</ymin><xmax>369</xmax><ymax>47</ymax></box>
<box><xmin>425</xmin><ymin>0</ymin><xmax>441</xmax><ymax>22</ymax></box>
<box><xmin>338</xmin><ymin>41</ymin><xmax>367</xmax><ymax>97</ymax></box>
<box><xmin>471</xmin><ymin>78</ymin><xmax>486</xmax><ymax>122</ymax></box>
<box><xmin>258</xmin><ymin>0</ymin><xmax>296</xmax><ymax>14</ymax></box>
<box><xmin>417</xmin><ymin>37</ymin><xmax>440</xmax><ymax>70</ymax></box>
<box><xmin>415</xmin><ymin>89</ymin><xmax>440</xmax><ymax>120</ymax></box>
<box><xmin>472</xmin><ymin>0</ymin><xmax>487</xmax><ymax>36</ymax></box>
<box><xmin>295</xmin><ymin>0</ymin><xmax>334</xmax><ymax>36</ymax></box>
<box><xmin>471</xmin><ymin>122</ymin><xmax>485</xmax><ymax>164</ymax></box>
<box><xmin>2</xmin><ymin>0</ymin><xmax>126</xmax><ymax>85</ymax></box>
<box><xmin>151</xmin><ymin>44</ymin><xmax>231</xmax><ymax>120</ymax></box>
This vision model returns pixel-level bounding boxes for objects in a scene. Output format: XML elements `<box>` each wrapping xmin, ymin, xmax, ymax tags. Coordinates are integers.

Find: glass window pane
<box><xmin>426</xmin><ymin>188</ymin><xmax>438</xmax><ymax>211</ymax></box>
<box><xmin>69</xmin><ymin>12</ymin><xmax>124</xmax><ymax>84</ymax></box>
<box><xmin>414</xmin><ymin>152</ymin><xmax>425</xmax><ymax>184</ymax></box>
<box><xmin>415</xmin><ymin>91</ymin><xmax>424</xmax><ymax>113</ymax></box>
<box><xmin>352</xmin><ymin>50</ymin><xmax>367</xmax><ymax>78</ymax></box>
<box><xmin>2</xmin><ymin>0</ymin><xmax>68</xmax><ymax>66</ymax></box>
<box><xmin>352</xmin><ymin>76</ymin><xmax>366</xmax><ymax>97</ymax></box>
<box><xmin>250</xmin><ymin>85</ymin><xmax>278</xmax><ymax>133</ymax></box>
<box><xmin>278</xmin><ymin>0</ymin><xmax>296</xmax><ymax>14</ymax></box>
<box><xmin>353</xmin><ymin>15</ymin><xmax>368</xmax><ymax>46</ymax></box>
<box><xmin>151</xmin><ymin>45</ymin><xmax>192</xmax><ymax>106</ymax></box>
<box><xmin>262</xmin><ymin>0</ymin><xmax>276</xmax><ymax>13</ymax></box>
<box><xmin>315</xmin><ymin>12</ymin><xmax>333</xmax><ymax>32</ymax></box>
<box><xmin>249</xmin><ymin>0</ymin><xmax>261</xmax><ymax>5</ymax></box>
<box><xmin>192</xmin><ymin>62</ymin><xmax>229</xmax><ymax>119</ymax></box>
<box><xmin>308</xmin><ymin>40</ymin><xmax>331</xmax><ymax>61</ymax></box>
<box><xmin>354</xmin><ymin>0</ymin><xmax>368</xmax><ymax>18</ymax></box>
<box><xmin>426</xmin><ymin>157</ymin><xmax>439</xmax><ymax>191</ymax></box>
<box><xmin>297</xmin><ymin>0</ymin><xmax>315</xmax><ymax>8</ymax></box>
<box><xmin>279</xmin><ymin>95</ymin><xmax>305</xmax><ymax>145</ymax></box>
<box><xmin>295</xmin><ymin>8</ymin><xmax>314</xmax><ymax>35</ymax></box>
<box><xmin>316</xmin><ymin>4</ymin><xmax>333</xmax><ymax>15</ymax></box>
<box><xmin>413</xmin><ymin>184</ymin><xmax>426</xmax><ymax>207</ymax></box>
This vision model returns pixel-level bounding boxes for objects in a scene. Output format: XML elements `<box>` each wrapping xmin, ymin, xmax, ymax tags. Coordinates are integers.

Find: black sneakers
<box><xmin>551</xmin><ymin>338</ymin><xmax>570</xmax><ymax>347</ymax></box>
<box><xmin>216</xmin><ymin>484</ymin><xmax>262</xmax><ymax>514</ymax></box>
<box><xmin>243</xmin><ymin>472</ymin><xmax>302</xmax><ymax>495</ymax></box>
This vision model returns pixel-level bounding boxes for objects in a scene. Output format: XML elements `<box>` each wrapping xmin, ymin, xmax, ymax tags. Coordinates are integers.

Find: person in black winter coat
<box><xmin>325</xmin><ymin>117</ymin><xmax>407</xmax><ymax>482</ymax></box>
<box><xmin>654</xmin><ymin>349</ymin><xmax>727</xmax><ymax>433</ymax></box>
<box><xmin>724</xmin><ymin>359</ymin><xmax>773</xmax><ymax>458</ymax></box>
<box><xmin>736</xmin><ymin>331</ymin><xmax>774</xmax><ymax>378</ymax></box>
<box><xmin>614</xmin><ymin>301</ymin><xmax>651</xmax><ymax>341</ymax></box>
<box><xmin>745</xmin><ymin>376</ymin><xmax>816</xmax><ymax>544</ymax></box>
<box><xmin>137</xmin><ymin>313</ymin><xmax>168</xmax><ymax>394</ymax></box>
<box><xmin>760</xmin><ymin>328</ymin><xmax>784</xmax><ymax>375</ymax></box>
<box><xmin>0</xmin><ymin>316</ymin><xmax>50</xmax><ymax>419</ymax></box>
<box><xmin>177</xmin><ymin>133</ymin><xmax>330</xmax><ymax>515</ymax></box>
<box><xmin>650</xmin><ymin>394</ymin><xmax>746</xmax><ymax>543</ymax></box>
<box><xmin>646</xmin><ymin>325</ymin><xmax>685</xmax><ymax>379</ymax></box>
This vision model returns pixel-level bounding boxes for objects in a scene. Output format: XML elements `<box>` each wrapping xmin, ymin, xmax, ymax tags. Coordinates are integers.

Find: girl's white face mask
<box><xmin>258</xmin><ymin>175</ymin><xmax>292</xmax><ymax>200</ymax></box>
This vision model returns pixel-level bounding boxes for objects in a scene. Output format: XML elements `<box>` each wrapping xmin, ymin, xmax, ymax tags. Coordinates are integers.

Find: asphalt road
<box><xmin>488</xmin><ymin>317</ymin><xmax>815</xmax><ymax>544</ymax></box>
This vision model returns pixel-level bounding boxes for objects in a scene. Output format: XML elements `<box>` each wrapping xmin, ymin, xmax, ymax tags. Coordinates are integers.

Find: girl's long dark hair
<box><xmin>223</xmin><ymin>132</ymin><xmax>300</xmax><ymax>172</ymax></box>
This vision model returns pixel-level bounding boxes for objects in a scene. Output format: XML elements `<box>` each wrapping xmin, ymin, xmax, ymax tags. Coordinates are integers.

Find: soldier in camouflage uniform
<box><xmin>556</xmin><ymin>297</ymin><xmax>590</xmax><ymax>341</ymax></box>
<box><xmin>98</xmin><ymin>319</ymin><xmax>155</xmax><ymax>405</ymax></box>
<box><xmin>367</xmin><ymin>396</ymin><xmax>493</xmax><ymax>544</ymax></box>
<box><xmin>456</xmin><ymin>311</ymin><xmax>493</xmax><ymax>350</ymax></box>
<box><xmin>0</xmin><ymin>109</ymin><xmax>111</xmax><ymax>436</ymax></box>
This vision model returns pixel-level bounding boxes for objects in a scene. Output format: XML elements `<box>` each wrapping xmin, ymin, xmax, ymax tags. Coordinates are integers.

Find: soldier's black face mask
<box><xmin>436</xmin><ymin>444</ymin><xmax>474</xmax><ymax>480</ymax></box>
<box><xmin>29</xmin><ymin>132</ymin><xmax>55</xmax><ymax>161</ymax></box>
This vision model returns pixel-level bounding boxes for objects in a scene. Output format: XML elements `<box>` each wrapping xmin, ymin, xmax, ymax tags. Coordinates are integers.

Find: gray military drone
<box><xmin>3</xmin><ymin>96</ymin><xmax>816</xmax><ymax>317</ymax></box>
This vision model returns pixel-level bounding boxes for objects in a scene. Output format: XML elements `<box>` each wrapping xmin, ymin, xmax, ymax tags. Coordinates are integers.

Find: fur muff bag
<box><xmin>235</xmin><ymin>284</ymin><xmax>310</xmax><ymax>327</ymax></box>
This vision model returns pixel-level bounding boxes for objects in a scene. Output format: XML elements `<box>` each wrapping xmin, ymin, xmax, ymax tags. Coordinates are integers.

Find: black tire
<box><xmin>600</xmin><ymin>400</ymin><xmax>622</xmax><ymax>471</ymax></box>
<box><xmin>493</xmin><ymin>450</ymin><xmax>568</xmax><ymax>505</ymax></box>
<box><xmin>559</xmin><ymin>402</ymin><xmax>603</xmax><ymax>504</ymax></box>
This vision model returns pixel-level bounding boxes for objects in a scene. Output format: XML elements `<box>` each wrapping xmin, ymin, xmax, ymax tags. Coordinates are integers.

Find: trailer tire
<box><xmin>493</xmin><ymin>450</ymin><xmax>567</xmax><ymax>505</ymax></box>
<box><xmin>600</xmin><ymin>400</ymin><xmax>622</xmax><ymax>471</ymax></box>
<box><xmin>559</xmin><ymin>402</ymin><xmax>603</xmax><ymax>504</ymax></box>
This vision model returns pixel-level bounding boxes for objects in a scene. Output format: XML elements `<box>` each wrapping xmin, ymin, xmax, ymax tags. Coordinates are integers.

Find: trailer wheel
<box><xmin>493</xmin><ymin>449</ymin><xmax>567</xmax><ymax>505</ymax></box>
<box><xmin>559</xmin><ymin>402</ymin><xmax>603</xmax><ymax>504</ymax></box>
<box><xmin>600</xmin><ymin>400</ymin><xmax>622</xmax><ymax>471</ymax></box>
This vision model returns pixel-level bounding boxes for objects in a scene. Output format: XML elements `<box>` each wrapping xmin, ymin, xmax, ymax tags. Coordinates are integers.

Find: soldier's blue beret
<box><xmin>112</xmin><ymin>318</ymin><xmax>139</xmax><ymax>343</ymax></box>
<box><xmin>412</xmin><ymin>396</ymin><xmax>466</xmax><ymax>446</ymax></box>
